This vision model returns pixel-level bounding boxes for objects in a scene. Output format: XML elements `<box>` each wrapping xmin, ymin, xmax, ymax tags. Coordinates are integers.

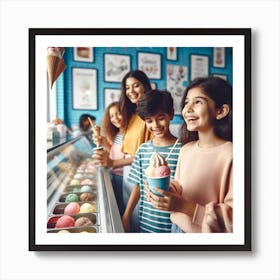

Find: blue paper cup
<box><xmin>146</xmin><ymin>175</ymin><xmax>170</xmax><ymax>196</ymax></box>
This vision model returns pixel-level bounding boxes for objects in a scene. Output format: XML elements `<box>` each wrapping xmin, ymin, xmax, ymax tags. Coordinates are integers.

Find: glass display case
<box><xmin>47</xmin><ymin>134</ymin><xmax>124</xmax><ymax>233</ymax></box>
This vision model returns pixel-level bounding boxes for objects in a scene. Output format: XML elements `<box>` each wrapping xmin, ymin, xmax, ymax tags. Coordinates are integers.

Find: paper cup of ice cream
<box><xmin>146</xmin><ymin>175</ymin><xmax>170</xmax><ymax>196</ymax></box>
<box><xmin>145</xmin><ymin>152</ymin><xmax>171</xmax><ymax>196</ymax></box>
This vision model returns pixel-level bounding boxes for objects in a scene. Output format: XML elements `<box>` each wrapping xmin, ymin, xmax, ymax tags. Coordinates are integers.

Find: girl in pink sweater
<box><xmin>146</xmin><ymin>77</ymin><xmax>233</xmax><ymax>233</ymax></box>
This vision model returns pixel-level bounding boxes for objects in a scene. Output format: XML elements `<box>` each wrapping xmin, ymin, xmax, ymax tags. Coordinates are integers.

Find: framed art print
<box><xmin>104</xmin><ymin>88</ymin><xmax>121</xmax><ymax>108</ymax></box>
<box><xmin>190</xmin><ymin>54</ymin><xmax>209</xmax><ymax>81</ymax></box>
<box><xmin>167</xmin><ymin>47</ymin><xmax>177</xmax><ymax>61</ymax></box>
<box><xmin>73</xmin><ymin>47</ymin><xmax>94</xmax><ymax>62</ymax></box>
<box><xmin>104</xmin><ymin>53</ymin><xmax>131</xmax><ymax>82</ymax></box>
<box><xmin>138</xmin><ymin>52</ymin><xmax>161</xmax><ymax>79</ymax></box>
<box><xmin>72</xmin><ymin>68</ymin><xmax>97</xmax><ymax>110</ymax></box>
<box><xmin>29</xmin><ymin>28</ymin><xmax>251</xmax><ymax>251</ymax></box>
<box><xmin>166</xmin><ymin>64</ymin><xmax>188</xmax><ymax>115</ymax></box>
<box><xmin>213</xmin><ymin>47</ymin><xmax>226</xmax><ymax>68</ymax></box>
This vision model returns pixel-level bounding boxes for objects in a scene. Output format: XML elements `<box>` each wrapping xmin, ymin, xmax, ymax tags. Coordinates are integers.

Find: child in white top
<box><xmin>93</xmin><ymin>102</ymin><xmax>126</xmax><ymax>215</ymax></box>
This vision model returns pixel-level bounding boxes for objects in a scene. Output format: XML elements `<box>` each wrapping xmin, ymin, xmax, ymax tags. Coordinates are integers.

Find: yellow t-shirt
<box><xmin>122</xmin><ymin>114</ymin><xmax>152</xmax><ymax>156</ymax></box>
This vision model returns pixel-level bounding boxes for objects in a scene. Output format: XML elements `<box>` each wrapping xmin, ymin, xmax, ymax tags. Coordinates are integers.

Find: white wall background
<box><xmin>1</xmin><ymin>0</ymin><xmax>279</xmax><ymax>279</ymax></box>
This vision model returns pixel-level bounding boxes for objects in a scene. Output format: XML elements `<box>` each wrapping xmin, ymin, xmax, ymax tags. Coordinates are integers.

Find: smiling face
<box><xmin>182</xmin><ymin>87</ymin><xmax>218</xmax><ymax>134</ymax></box>
<box><xmin>109</xmin><ymin>105</ymin><xmax>123</xmax><ymax>129</ymax></box>
<box><xmin>125</xmin><ymin>77</ymin><xmax>145</xmax><ymax>104</ymax></box>
<box><xmin>144</xmin><ymin>112</ymin><xmax>172</xmax><ymax>140</ymax></box>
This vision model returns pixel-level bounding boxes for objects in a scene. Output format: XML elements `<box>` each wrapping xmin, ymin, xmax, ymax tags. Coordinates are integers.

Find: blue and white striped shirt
<box><xmin>128</xmin><ymin>140</ymin><xmax>182</xmax><ymax>233</ymax></box>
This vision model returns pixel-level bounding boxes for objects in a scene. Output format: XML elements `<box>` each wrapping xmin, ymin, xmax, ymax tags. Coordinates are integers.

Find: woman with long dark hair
<box><xmin>93</xmin><ymin>70</ymin><xmax>153</xmax><ymax>231</ymax></box>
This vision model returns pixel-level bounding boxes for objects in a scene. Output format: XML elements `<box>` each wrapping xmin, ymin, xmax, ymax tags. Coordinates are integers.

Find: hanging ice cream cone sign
<box><xmin>47</xmin><ymin>47</ymin><xmax>66</xmax><ymax>89</ymax></box>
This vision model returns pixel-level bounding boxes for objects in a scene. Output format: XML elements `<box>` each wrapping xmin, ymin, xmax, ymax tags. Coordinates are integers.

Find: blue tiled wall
<box><xmin>56</xmin><ymin>47</ymin><xmax>232</xmax><ymax>129</ymax></box>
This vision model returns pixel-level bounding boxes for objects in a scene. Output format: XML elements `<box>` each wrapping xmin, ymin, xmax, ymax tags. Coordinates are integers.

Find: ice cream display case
<box><xmin>47</xmin><ymin>134</ymin><xmax>124</xmax><ymax>233</ymax></box>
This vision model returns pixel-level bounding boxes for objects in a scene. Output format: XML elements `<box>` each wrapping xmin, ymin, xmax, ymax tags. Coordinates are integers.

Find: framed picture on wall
<box><xmin>104</xmin><ymin>88</ymin><xmax>121</xmax><ymax>108</ymax></box>
<box><xmin>138</xmin><ymin>52</ymin><xmax>161</xmax><ymax>79</ymax></box>
<box><xmin>104</xmin><ymin>54</ymin><xmax>131</xmax><ymax>82</ymax></box>
<box><xmin>213</xmin><ymin>47</ymin><xmax>226</xmax><ymax>68</ymax></box>
<box><xmin>72</xmin><ymin>68</ymin><xmax>97</xmax><ymax>110</ymax></box>
<box><xmin>166</xmin><ymin>64</ymin><xmax>188</xmax><ymax>115</ymax></box>
<box><xmin>166</xmin><ymin>47</ymin><xmax>177</xmax><ymax>61</ymax></box>
<box><xmin>73</xmin><ymin>47</ymin><xmax>94</xmax><ymax>62</ymax></box>
<box><xmin>190</xmin><ymin>54</ymin><xmax>209</xmax><ymax>81</ymax></box>
<box><xmin>29</xmin><ymin>28</ymin><xmax>251</xmax><ymax>252</ymax></box>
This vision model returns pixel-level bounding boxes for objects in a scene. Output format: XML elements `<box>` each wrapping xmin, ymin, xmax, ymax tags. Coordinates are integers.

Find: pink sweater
<box><xmin>170</xmin><ymin>141</ymin><xmax>233</xmax><ymax>233</ymax></box>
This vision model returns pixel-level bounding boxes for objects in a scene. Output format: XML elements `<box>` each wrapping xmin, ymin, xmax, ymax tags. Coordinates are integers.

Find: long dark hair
<box><xmin>180</xmin><ymin>77</ymin><xmax>232</xmax><ymax>144</ymax></box>
<box><xmin>119</xmin><ymin>70</ymin><xmax>152</xmax><ymax>129</ymax></box>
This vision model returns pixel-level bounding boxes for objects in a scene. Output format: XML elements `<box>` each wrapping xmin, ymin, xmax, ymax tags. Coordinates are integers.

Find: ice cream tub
<box><xmin>52</xmin><ymin>201</ymin><xmax>98</xmax><ymax>215</ymax></box>
<box><xmin>145</xmin><ymin>151</ymin><xmax>171</xmax><ymax>196</ymax></box>
<box><xmin>47</xmin><ymin>226</ymin><xmax>99</xmax><ymax>233</ymax></box>
<box><xmin>59</xmin><ymin>191</ymin><xmax>97</xmax><ymax>203</ymax></box>
<box><xmin>146</xmin><ymin>175</ymin><xmax>170</xmax><ymax>196</ymax></box>
<box><xmin>47</xmin><ymin>213</ymin><xmax>99</xmax><ymax>229</ymax></box>
<box><xmin>63</xmin><ymin>184</ymin><xmax>96</xmax><ymax>193</ymax></box>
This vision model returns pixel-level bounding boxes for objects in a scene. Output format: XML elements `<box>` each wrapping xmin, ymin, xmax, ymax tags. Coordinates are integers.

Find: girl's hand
<box><xmin>92</xmin><ymin>134</ymin><xmax>103</xmax><ymax>147</ymax></box>
<box><xmin>92</xmin><ymin>149</ymin><xmax>113</xmax><ymax>168</ymax></box>
<box><xmin>145</xmin><ymin>180</ymin><xmax>183</xmax><ymax>206</ymax></box>
<box><xmin>146</xmin><ymin>186</ymin><xmax>184</xmax><ymax>212</ymax></box>
<box><xmin>92</xmin><ymin>135</ymin><xmax>111</xmax><ymax>152</ymax></box>
<box><xmin>169</xmin><ymin>180</ymin><xmax>183</xmax><ymax>195</ymax></box>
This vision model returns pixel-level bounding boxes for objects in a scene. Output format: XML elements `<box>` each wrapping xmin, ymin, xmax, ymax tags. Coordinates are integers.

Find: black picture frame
<box><xmin>137</xmin><ymin>51</ymin><xmax>162</xmax><ymax>79</ymax></box>
<box><xmin>190</xmin><ymin>54</ymin><xmax>210</xmax><ymax>81</ymax></box>
<box><xmin>29</xmin><ymin>28</ymin><xmax>251</xmax><ymax>251</ymax></box>
<box><xmin>72</xmin><ymin>67</ymin><xmax>98</xmax><ymax>110</ymax></box>
<box><xmin>104</xmin><ymin>88</ymin><xmax>121</xmax><ymax>108</ymax></box>
<box><xmin>213</xmin><ymin>47</ymin><xmax>226</xmax><ymax>68</ymax></box>
<box><xmin>73</xmin><ymin>47</ymin><xmax>94</xmax><ymax>63</ymax></box>
<box><xmin>166</xmin><ymin>47</ymin><xmax>178</xmax><ymax>61</ymax></box>
<box><xmin>104</xmin><ymin>53</ymin><xmax>131</xmax><ymax>82</ymax></box>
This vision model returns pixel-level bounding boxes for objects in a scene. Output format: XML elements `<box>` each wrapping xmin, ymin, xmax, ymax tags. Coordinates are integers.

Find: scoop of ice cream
<box><xmin>145</xmin><ymin>166</ymin><xmax>156</xmax><ymax>177</ymax></box>
<box><xmin>74</xmin><ymin>173</ymin><xmax>83</xmax><ymax>179</ymax></box>
<box><xmin>81</xmin><ymin>179</ymin><xmax>93</xmax><ymax>185</ymax></box>
<box><xmin>74</xmin><ymin>216</ymin><xmax>93</xmax><ymax>227</ymax></box>
<box><xmin>55</xmin><ymin>215</ymin><xmax>75</xmax><ymax>228</ymax></box>
<box><xmin>150</xmin><ymin>152</ymin><xmax>167</xmax><ymax>167</ymax></box>
<box><xmin>65</xmin><ymin>193</ymin><xmax>79</xmax><ymax>203</ymax></box>
<box><xmin>70</xmin><ymin>179</ymin><xmax>80</xmax><ymax>186</ymax></box>
<box><xmin>85</xmin><ymin>165</ymin><xmax>96</xmax><ymax>173</ymax></box>
<box><xmin>57</xmin><ymin>229</ymin><xmax>70</xmax><ymax>233</ymax></box>
<box><xmin>146</xmin><ymin>152</ymin><xmax>170</xmax><ymax>178</ymax></box>
<box><xmin>80</xmin><ymin>185</ymin><xmax>92</xmax><ymax>193</ymax></box>
<box><xmin>155</xmin><ymin>165</ymin><xmax>171</xmax><ymax>177</ymax></box>
<box><xmin>80</xmin><ymin>192</ymin><xmax>94</xmax><ymax>202</ymax></box>
<box><xmin>79</xmin><ymin>203</ymin><xmax>96</xmax><ymax>213</ymax></box>
<box><xmin>64</xmin><ymin>202</ymin><xmax>80</xmax><ymax>215</ymax></box>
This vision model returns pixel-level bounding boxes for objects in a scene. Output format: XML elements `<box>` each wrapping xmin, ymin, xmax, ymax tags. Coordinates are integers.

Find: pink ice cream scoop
<box><xmin>64</xmin><ymin>202</ymin><xmax>80</xmax><ymax>215</ymax></box>
<box><xmin>81</xmin><ymin>179</ymin><xmax>93</xmax><ymax>185</ymax></box>
<box><xmin>155</xmin><ymin>165</ymin><xmax>171</xmax><ymax>177</ymax></box>
<box><xmin>55</xmin><ymin>215</ymin><xmax>75</xmax><ymax>228</ymax></box>
<box><xmin>145</xmin><ymin>152</ymin><xmax>170</xmax><ymax>178</ymax></box>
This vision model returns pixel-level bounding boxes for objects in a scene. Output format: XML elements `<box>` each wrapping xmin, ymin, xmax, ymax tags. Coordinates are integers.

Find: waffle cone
<box><xmin>47</xmin><ymin>55</ymin><xmax>66</xmax><ymax>88</ymax></box>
